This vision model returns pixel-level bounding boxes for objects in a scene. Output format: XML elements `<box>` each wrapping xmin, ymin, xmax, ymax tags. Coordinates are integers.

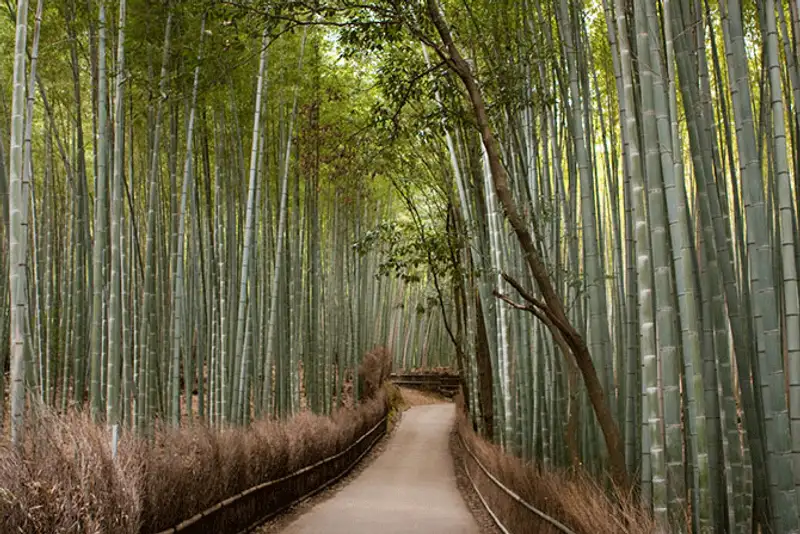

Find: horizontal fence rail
<box><xmin>389</xmin><ymin>373</ymin><xmax>461</xmax><ymax>396</ymax></box>
<box><xmin>154</xmin><ymin>412</ymin><xmax>388</xmax><ymax>534</ymax></box>
<box><xmin>458</xmin><ymin>433</ymin><xmax>576</xmax><ymax>534</ymax></box>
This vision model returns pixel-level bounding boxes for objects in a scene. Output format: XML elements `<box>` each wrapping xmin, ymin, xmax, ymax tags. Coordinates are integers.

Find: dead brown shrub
<box><xmin>1</xmin><ymin>391</ymin><xmax>387</xmax><ymax>534</ymax></box>
<box><xmin>0</xmin><ymin>406</ymin><xmax>142</xmax><ymax>534</ymax></box>
<box><xmin>139</xmin><ymin>390</ymin><xmax>387</xmax><ymax>532</ymax></box>
<box><xmin>358</xmin><ymin>345</ymin><xmax>393</xmax><ymax>399</ymax></box>
<box><xmin>455</xmin><ymin>394</ymin><xmax>657</xmax><ymax>534</ymax></box>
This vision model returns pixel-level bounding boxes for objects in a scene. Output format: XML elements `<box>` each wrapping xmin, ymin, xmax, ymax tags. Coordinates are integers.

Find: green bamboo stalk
<box><xmin>763</xmin><ymin>0</ymin><xmax>800</xmax><ymax>509</ymax></box>
<box><xmin>8</xmin><ymin>0</ymin><xmax>30</xmax><ymax>445</ymax></box>
<box><xmin>723</xmin><ymin>0</ymin><xmax>800</xmax><ymax>527</ymax></box>
<box><xmin>107</xmin><ymin>0</ymin><xmax>127</xmax><ymax>428</ymax></box>
<box><xmin>262</xmin><ymin>29</ymin><xmax>307</xmax><ymax>416</ymax></box>
<box><xmin>170</xmin><ymin>14</ymin><xmax>206</xmax><ymax>426</ymax></box>
<box><xmin>613</xmin><ymin>0</ymin><xmax>657</xmax><ymax>510</ymax></box>
<box><xmin>232</xmin><ymin>30</ymin><xmax>268</xmax><ymax>424</ymax></box>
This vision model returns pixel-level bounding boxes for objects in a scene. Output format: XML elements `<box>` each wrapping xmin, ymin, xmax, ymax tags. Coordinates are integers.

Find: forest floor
<box><xmin>393</xmin><ymin>385</ymin><xmax>450</xmax><ymax>407</ymax></box>
<box><xmin>262</xmin><ymin>400</ymin><xmax>482</xmax><ymax>534</ymax></box>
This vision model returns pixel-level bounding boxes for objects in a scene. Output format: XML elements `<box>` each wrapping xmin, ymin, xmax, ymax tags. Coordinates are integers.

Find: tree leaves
<box><xmin>355</xmin><ymin>218</ymin><xmax>457</xmax><ymax>285</ymax></box>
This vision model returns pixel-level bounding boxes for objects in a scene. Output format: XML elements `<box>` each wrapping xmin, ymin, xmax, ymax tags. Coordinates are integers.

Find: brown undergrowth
<box><xmin>0</xmin><ymin>364</ymin><xmax>390</xmax><ymax>533</ymax></box>
<box><xmin>455</xmin><ymin>394</ymin><xmax>657</xmax><ymax>534</ymax></box>
<box><xmin>358</xmin><ymin>346</ymin><xmax>393</xmax><ymax>399</ymax></box>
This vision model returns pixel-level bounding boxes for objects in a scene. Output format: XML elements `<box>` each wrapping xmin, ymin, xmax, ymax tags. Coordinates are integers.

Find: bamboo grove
<box><xmin>0</xmin><ymin>0</ymin><xmax>463</xmax><ymax>452</ymax></box>
<box><xmin>5</xmin><ymin>0</ymin><xmax>800</xmax><ymax>533</ymax></box>
<box><xmin>312</xmin><ymin>0</ymin><xmax>800</xmax><ymax>532</ymax></box>
<box><xmin>386</xmin><ymin>0</ymin><xmax>800</xmax><ymax>532</ymax></box>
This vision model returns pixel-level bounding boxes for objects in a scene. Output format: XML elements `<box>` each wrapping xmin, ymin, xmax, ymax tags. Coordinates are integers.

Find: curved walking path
<box><xmin>279</xmin><ymin>403</ymin><xmax>481</xmax><ymax>534</ymax></box>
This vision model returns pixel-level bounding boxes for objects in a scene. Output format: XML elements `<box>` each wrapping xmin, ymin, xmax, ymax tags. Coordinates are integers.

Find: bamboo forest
<box><xmin>2</xmin><ymin>0</ymin><xmax>800</xmax><ymax>532</ymax></box>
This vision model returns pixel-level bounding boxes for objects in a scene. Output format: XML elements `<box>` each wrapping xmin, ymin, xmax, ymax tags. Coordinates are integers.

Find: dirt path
<box><xmin>278</xmin><ymin>403</ymin><xmax>481</xmax><ymax>534</ymax></box>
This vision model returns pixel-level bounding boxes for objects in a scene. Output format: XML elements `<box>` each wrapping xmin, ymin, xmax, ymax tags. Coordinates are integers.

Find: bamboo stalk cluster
<box><xmin>1</xmin><ymin>1</ymin><xmax>425</xmax><ymax>447</ymax></box>
<box><xmin>415</xmin><ymin>0</ymin><xmax>800</xmax><ymax>531</ymax></box>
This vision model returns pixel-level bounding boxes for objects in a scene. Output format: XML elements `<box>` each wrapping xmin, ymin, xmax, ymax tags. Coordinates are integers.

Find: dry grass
<box><xmin>0</xmin><ymin>391</ymin><xmax>388</xmax><ymax>534</ymax></box>
<box><xmin>455</xmin><ymin>394</ymin><xmax>659</xmax><ymax>534</ymax></box>
<box><xmin>0</xmin><ymin>405</ymin><xmax>142</xmax><ymax>534</ymax></box>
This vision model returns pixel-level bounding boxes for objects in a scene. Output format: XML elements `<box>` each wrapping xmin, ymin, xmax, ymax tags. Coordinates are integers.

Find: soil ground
<box><xmin>394</xmin><ymin>385</ymin><xmax>450</xmax><ymax>407</ymax></box>
<box><xmin>276</xmin><ymin>403</ymin><xmax>481</xmax><ymax>534</ymax></box>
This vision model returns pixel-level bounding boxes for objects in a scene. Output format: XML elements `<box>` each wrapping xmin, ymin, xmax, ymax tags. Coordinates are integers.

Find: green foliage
<box><xmin>355</xmin><ymin>217</ymin><xmax>459</xmax><ymax>286</ymax></box>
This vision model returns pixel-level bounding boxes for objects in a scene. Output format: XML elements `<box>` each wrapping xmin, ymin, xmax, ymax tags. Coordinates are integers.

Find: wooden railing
<box><xmin>389</xmin><ymin>372</ymin><xmax>461</xmax><ymax>397</ymax></box>
<box><xmin>153</xmin><ymin>412</ymin><xmax>388</xmax><ymax>534</ymax></box>
<box><xmin>457</xmin><ymin>433</ymin><xmax>576</xmax><ymax>534</ymax></box>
